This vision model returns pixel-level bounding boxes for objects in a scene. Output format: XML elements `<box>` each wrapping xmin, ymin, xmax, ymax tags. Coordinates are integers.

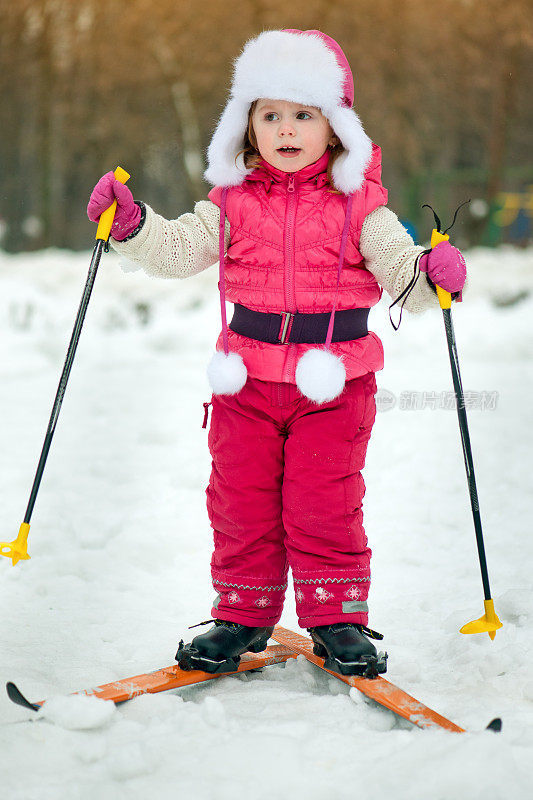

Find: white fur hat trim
<box><xmin>205</xmin><ymin>31</ymin><xmax>372</xmax><ymax>194</ymax></box>
<box><xmin>295</xmin><ymin>349</ymin><xmax>346</xmax><ymax>404</ymax></box>
<box><xmin>207</xmin><ymin>351</ymin><xmax>248</xmax><ymax>395</ymax></box>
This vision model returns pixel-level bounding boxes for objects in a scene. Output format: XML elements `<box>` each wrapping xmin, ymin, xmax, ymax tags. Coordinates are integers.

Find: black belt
<box><xmin>229</xmin><ymin>304</ymin><xmax>369</xmax><ymax>344</ymax></box>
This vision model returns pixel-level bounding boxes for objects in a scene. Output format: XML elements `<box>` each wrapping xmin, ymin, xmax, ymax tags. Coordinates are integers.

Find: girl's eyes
<box><xmin>263</xmin><ymin>111</ymin><xmax>312</xmax><ymax>121</ymax></box>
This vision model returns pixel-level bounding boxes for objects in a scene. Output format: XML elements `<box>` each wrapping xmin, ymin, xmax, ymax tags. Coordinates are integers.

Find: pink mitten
<box><xmin>87</xmin><ymin>172</ymin><xmax>141</xmax><ymax>241</ymax></box>
<box><xmin>419</xmin><ymin>240</ymin><xmax>467</xmax><ymax>294</ymax></box>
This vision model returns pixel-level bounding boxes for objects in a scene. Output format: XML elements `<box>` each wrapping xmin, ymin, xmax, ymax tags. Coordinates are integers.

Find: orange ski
<box><xmin>272</xmin><ymin>626</ymin><xmax>465</xmax><ymax>732</ymax></box>
<box><xmin>6</xmin><ymin>644</ymin><xmax>296</xmax><ymax>711</ymax></box>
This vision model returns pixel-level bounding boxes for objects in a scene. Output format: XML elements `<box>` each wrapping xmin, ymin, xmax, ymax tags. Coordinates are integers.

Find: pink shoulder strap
<box><xmin>218</xmin><ymin>187</ymin><xmax>229</xmax><ymax>355</ymax></box>
<box><xmin>325</xmin><ymin>193</ymin><xmax>354</xmax><ymax>350</ymax></box>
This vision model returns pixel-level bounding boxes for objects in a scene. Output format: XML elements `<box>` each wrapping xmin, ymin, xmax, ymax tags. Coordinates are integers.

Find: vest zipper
<box><xmin>282</xmin><ymin>173</ymin><xmax>297</xmax><ymax>382</ymax></box>
<box><xmin>285</xmin><ymin>174</ymin><xmax>296</xmax><ymax>312</ymax></box>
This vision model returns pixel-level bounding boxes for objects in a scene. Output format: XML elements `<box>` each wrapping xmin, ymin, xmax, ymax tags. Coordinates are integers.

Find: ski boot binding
<box><xmin>309</xmin><ymin>623</ymin><xmax>388</xmax><ymax>678</ymax></box>
<box><xmin>176</xmin><ymin>620</ymin><xmax>275</xmax><ymax>674</ymax></box>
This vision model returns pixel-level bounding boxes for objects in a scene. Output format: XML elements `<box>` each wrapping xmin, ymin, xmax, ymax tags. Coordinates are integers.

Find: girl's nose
<box><xmin>278</xmin><ymin>119</ymin><xmax>296</xmax><ymax>136</ymax></box>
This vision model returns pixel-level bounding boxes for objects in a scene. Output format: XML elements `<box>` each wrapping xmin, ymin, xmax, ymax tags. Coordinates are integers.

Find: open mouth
<box><xmin>277</xmin><ymin>146</ymin><xmax>301</xmax><ymax>158</ymax></box>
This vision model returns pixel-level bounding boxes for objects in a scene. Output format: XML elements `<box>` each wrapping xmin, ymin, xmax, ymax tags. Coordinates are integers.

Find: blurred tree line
<box><xmin>1</xmin><ymin>0</ymin><xmax>532</xmax><ymax>252</ymax></box>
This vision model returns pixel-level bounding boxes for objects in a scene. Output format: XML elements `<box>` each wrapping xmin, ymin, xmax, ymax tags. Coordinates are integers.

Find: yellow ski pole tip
<box><xmin>0</xmin><ymin>523</ymin><xmax>31</xmax><ymax>566</ymax></box>
<box><xmin>460</xmin><ymin>599</ymin><xmax>502</xmax><ymax>637</ymax></box>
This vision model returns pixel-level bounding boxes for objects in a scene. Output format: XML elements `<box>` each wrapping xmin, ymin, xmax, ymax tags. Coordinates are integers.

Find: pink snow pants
<box><xmin>205</xmin><ymin>372</ymin><xmax>377</xmax><ymax>628</ymax></box>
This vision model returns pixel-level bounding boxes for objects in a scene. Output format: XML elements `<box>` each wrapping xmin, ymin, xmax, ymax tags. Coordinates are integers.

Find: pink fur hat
<box><xmin>204</xmin><ymin>29</ymin><xmax>372</xmax><ymax>195</ymax></box>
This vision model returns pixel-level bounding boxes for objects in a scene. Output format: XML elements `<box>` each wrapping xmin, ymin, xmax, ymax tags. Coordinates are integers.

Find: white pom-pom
<box><xmin>207</xmin><ymin>350</ymin><xmax>247</xmax><ymax>395</ymax></box>
<box><xmin>295</xmin><ymin>349</ymin><xmax>346</xmax><ymax>404</ymax></box>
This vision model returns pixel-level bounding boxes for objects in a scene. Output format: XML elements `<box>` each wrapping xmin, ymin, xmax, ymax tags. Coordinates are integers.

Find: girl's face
<box><xmin>251</xmin><ymin>99</ymin><xmax>336</xmax><ymax>172</ymax></box>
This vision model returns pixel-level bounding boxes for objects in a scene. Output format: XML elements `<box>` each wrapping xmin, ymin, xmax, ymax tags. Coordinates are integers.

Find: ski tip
<box><xmin>486</xmin><ymin>717</ymin><xmax>502</xmax><ymax>733</ymax></box>
<box><xmin>6</xmin><ymin>682</ymin><xmax>41</xmax><ymax>711</ymax></box>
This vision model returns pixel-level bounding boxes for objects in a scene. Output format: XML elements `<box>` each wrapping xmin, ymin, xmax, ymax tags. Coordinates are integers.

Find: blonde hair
<box><xmin>235</xmin><ymin>100</ymin><xmax>345</xmax><ymax>193</ymax></box>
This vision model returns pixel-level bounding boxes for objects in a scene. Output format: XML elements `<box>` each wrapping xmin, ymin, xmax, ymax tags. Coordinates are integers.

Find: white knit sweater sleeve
<box><xmin>110</xmin><ymin>200</ymin><xmax>230</xmax><ymax>279</ymax></box>
<box><xmin>359</xmin><ymin>205</ymin><xmax>439</xmax><ymax>313</ymax></box>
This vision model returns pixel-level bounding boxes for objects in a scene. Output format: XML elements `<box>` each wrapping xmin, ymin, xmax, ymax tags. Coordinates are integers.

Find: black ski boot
<box><xmin>176</xmin><ymin>620</ymin><xmax>275</xmax><ymax>674</ymax></box>
<box><xmin>309</xmin><ymin>623</ymin><xmax>388</xmax><ymax>678</ymax></box>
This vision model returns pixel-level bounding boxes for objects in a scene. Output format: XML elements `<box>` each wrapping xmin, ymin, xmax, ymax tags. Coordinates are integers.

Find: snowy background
<box><xmin>1</xmin><ymin>245</ymin><xmax>532</xmax><ymax>800</ymax></box>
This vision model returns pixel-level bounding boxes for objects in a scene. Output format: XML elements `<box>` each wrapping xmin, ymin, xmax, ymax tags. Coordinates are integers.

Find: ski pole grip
<box><xmin>430</xmin><ymin>229</ymin><xmax>452</xmax><ymax>310</ymax></box>
<box><xmin>95</xmin><ymin>166</ymin><xmax>131</xmax><ymax>242</ymax></box>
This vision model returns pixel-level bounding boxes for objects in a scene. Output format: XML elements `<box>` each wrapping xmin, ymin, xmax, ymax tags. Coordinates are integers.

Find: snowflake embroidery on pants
<box><xmin>344</xmin><ymin>585</ymin><xmax>360</xmax><ymax>601</ymax></box>
<box><xmin>295</xmin><ymin>588</ymin><xmax>305</xmax><ymax>603</ymax></box>
<box><xmin>255</xmin><ymin>596</ymin><xmax>271</xmax><ymax>608</ymax></box>
<box><xmin>314</xmin><ymin>587</ymin><xmax>333</xmax><ymax>604</ymax></box>
<box><xmin>227</xmin><ymin>591</ymin><xmax>241</xmax><ymax>604</ymax></box>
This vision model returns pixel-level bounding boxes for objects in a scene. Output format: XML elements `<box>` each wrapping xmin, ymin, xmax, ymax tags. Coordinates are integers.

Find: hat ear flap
<box><xmin>204</xmin><ymin>98</ymin><xmax>253</xmax><ymax>187</ymax></box>
<box><xmin>326</xmin><ymin>105</ymin><xmax>373</xmax><ymax>194</ymax></box>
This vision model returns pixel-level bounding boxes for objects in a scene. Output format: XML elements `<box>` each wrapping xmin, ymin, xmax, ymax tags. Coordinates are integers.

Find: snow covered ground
<box><xmin>1</xmin><ymin>244</ymin><xmax>532</xmax><ymax>800</ymax></box>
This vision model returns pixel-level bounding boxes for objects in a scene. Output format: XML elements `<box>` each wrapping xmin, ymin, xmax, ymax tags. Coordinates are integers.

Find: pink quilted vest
<box><xmin>208</xmin><ymin>145</ymin><xmax>388</xmax><ymax>384</ymax></box>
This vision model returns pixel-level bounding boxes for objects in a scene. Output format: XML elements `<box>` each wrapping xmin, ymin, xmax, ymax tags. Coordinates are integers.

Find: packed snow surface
<box><xmin>37</xmin><ymin>693</ymin><xmax>117</xmax><ymax>730</ymax></box>
<box><xmin>1</xmin><ymin>245</ymin><xmax>532</xmax><ymax>799</ymax></box>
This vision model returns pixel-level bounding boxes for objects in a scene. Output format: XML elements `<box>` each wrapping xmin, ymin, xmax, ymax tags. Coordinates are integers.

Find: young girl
<box><xmin>88</xmin><ymin>29</ymin><xmax>466</xmax><ymax>676</ymax></box>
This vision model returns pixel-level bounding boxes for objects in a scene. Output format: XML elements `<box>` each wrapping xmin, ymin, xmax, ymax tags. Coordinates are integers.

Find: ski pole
<box><xmin>427</xmin><ymin>213</ymin><xmax>502</xmax><ymax>640</ymax></box>
<box><xmin>0</xmin><ymin>166</ymin><xmax>130</xmax><ymax>566</ymax></box>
